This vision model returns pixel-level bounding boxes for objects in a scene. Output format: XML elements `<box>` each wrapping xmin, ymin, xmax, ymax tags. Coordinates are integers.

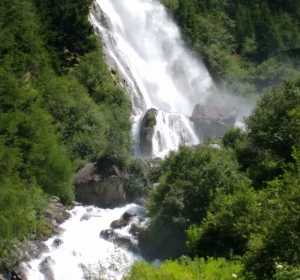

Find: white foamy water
<box><xmin>24</xmin><ymin>204</ymin><xmax>145</xmax><ymax>280</ymax></box>
<box><xmin>91</xmin><ymin>0</ymin><xmax>214</xmax><ymax>158</ymax></box>
<box><xmin>152</xmin><ymin>110</ymin><xmax>199</xmax><ymax>158</ymax></box>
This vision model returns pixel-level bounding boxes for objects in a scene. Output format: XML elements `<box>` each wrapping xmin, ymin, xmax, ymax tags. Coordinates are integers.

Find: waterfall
<box><xmin>21</xmin><ymin>1</ymin><xmax>216</xmax><ymax>279</ymax></box>
<box><xmin>90</xmin><ymin>0</ymin><xmax>214</xmax><ymax>158</ymax></box>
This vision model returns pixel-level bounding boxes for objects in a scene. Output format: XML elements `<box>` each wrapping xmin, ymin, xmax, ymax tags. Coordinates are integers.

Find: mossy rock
<box><xmin>139</xmin><ymin>108</ymin><xmax>157</xmax><ymax>157</ymax></box>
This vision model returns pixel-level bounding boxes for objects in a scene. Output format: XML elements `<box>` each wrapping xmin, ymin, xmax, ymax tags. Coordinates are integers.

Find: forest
<box><xmin>162</xmin><ymin>0</ymin><xmax>300</xmax><ymax>100</ymax></box>
<box><xmin>1</xmin><ymin>0</ymin><xmax>300</xmax><ymax>279</ymax></box>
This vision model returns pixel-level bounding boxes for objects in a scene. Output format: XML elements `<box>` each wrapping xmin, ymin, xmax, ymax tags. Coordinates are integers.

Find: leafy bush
<box><xmin>126</xmin><ymin>158</ymin><xmax>150</xmax><ymax>199</ymax></box>
<box><xmin>147</xmin><ymin>145</ymin><xmax>247</xmax><ymax>229</ymax></box>
<box><xmin>124</xmin><ymin>257</ymin><xmax>249</xmax><ymax>280</ymax></box>
<box><xmin>222</xmin><ymin>127</ymin><xmax>246</xmax><ymax>150</ymax></box>
<box><xmin>246</xmin><ymin>78</ymin><xmax>300</xmax><ymax>162</ymax></box>
<box><xmin>243</xmin><ymin>149</ymin><xmax>300</xmax><ymax>278</ymax></box>
<box><xmin>143</xmin><ymin>145</ymin><xmax>249</xmax><ymax>259</ymax></box>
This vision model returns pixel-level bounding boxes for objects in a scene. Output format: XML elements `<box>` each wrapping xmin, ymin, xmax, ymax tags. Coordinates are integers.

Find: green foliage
<box><xmin>126</xmin><ymin>158</ymin><xmax>150</xmax><ymax>199</ymax></box>
<box><xmin>147</xmin><ymin>145</ymin><xmax>246</xmax><ymax>229</ymax></box>
<box><xmin>243</xmin><ymin>148</ymin><xmax>300</xmax><ymax>278</ymax></box>
<box><xmin>185</xmin><ymin>147</ymin><xmax>300</xmax><ymax>279</ymax></box>
<box><xmin>143</xmin><ymin>110</ymin><xmax>157</xmax><ymax>133</ymax></box>
<box><xmin>246</xmin><ymin>78</ymin><xmax>300</xmax><ymax>162</ymax></box>
<box><xmin>273</xmin><ymin>265</ymin><xmax>300</xmax><ymax>280</ymax></box>
<box><xmin>0</xmin><ymin>0</ymin><xmax>132</xmax><ymax>269</ymax></box>
<box><xmin>73</xmin><ymin>50</ymin><xmax>132</xmax><ymax>166</ymax></box>
<box><xmin>187</xmin><ymin>183</ymin><xmax>260</xmax><ymax>258</ymax></box>
<box><xmin>144</xmin><ymin>145</ymin><xmax>249</xmax><ymax>259</ymax></box>
<box><xmin>32</xmin><ymin>0</ymin><xmax>98</xmax><ymax>71</ymax></box>
<box><xmin>141</xmin><ymin>74</ymin><xmax>300</xmax><ymax>278</ymax></box>
<box><xmin>222</xmin><ymin>127</ymin><xmax>245</xmax><ymax>150</ymax></box>
<box><xmin>74</xmin><ymin>51</ymin><xmax>129</xmax><ymax>106</ymax></box>
<box><xmin>124</xmin><ymin>257</ymin><xmax>248</xmax><ymax>280</ymax></box>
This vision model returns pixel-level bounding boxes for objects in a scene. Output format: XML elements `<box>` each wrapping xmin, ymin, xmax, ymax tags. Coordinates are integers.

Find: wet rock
<box><xmin>99</xmin><ymin>230</ymin><xmax>135</xmax><ymax>251</ymax></box>
<box><xmin>100</xmin><ymin>229</ymin><xmax>114</xmax><ymax>240</ymax></box>
<box><xmin>0</xmin><ymin>271</ymin><xmax>9</xmax><ymax>280</ymax></box>
<box><xmin>113</xmin><ymin>232</ymin><xmax>132</xmax><ymax>248</ymax></box>
<box><xmin>80</xmin><ymin>211</ymin><xmax>101</xmax><ymax>221</ymax></box>
<box><xmin>190</xmin><ymin>102</ymin><xmax>237</xmax><ymax>141</ymax></box>
<box><xmin>52</xmin><ymin>239</ymin><xmax>63</xmax><ymax>249</ymax></box>
<box><xmin>70</xmin><ymin>201</ymin><xmax>82</xmax><ymax>207</ymax></box>
<box><xmin>74</xmin><ymin>161</ymin><xmax>129</xmax><ymax>208</ymax></box>
<box><xmin>129</xmin><ymin>223</ymin><xmax>145</xmax><ymax>236</ymax></box>
<box><xmin>71</xmin><ymin>251</ymin><xmax>77</xmax><ymax>256</ymax></box>
<box><xmin>67</xmin><ymin>201</ymin><xmax>83</xmax><ymax>210</ymax></box>
<box><xmin>110</xmin><ymin>219</ymin><xmax>130</xmax><ymax>229</ymax></box>
<box><xmin>80</xmin><ymin>213</ymin><xmax>92</xmax><ymax>222</ymax></box>
<box><xmin>49</xmin><ymin>196</ymin><xmax>60</xmax><ymax>203</ymax></box>
<box><xmin>122</xmin><ymin>211</ymin><xmax>136</xmax><ymax>220</ymax></box>
<box><xmin>139</xmin><ymin>108</ymin><xmax>157</xmax><ymax>157</ymax></box>
<box><xmin>110</xmin><ymin>211</ymin><xmax>136</xmax><ymax>229</ymax></box>
<box><xmin>21</xmin><ymin>241</ymin><xmax>49</xmax><ymax>262</ymax></box>
<box><xmin>39</xmin><ymin>257</ymin><xmax>55</xmax><ymax>280</ymax></box>
<box><xmin>45</xmin><ymin>202</ymin><xmax>71</xmax><ymax>225</ymax></box>
<box><xmin>14</xmin><ymin>264</ymin><xmax>28</xmax><ymax>280</ymax></box>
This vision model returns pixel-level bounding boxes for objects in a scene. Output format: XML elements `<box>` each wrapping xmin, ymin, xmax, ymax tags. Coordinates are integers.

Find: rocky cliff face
<box><xmin>74</xmin><ymin>161</ymin><xmax>129</xmax><ymax>208</ymax></box>
<box><xmin>190</xmin><ymin>102</ymin><xmax>237</xmax><ymax>141</ymax></box>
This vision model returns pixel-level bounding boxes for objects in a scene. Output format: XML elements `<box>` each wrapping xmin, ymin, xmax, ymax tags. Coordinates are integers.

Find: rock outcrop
<box><xmin>139</xmin><ymin>108</ymin><xmax>157</xmax><ymax>157</ymax></box>
<box><xmin>129</xmin><ymin>222</ymin><xmax>145</xmax><ymax>236</ymax></box>
<box><xmin>74</xmin><ymin>161</ymin><xmax>129</xmax><ymax>208</ymax></box>
<box><xmin>190</xmin><ymin>102</ymin><xmax>237</xmax><ymax>141</ymax></box>
<box><xmin>99</xmin><ymin>229</ymin><xmax>136</xmax><ymax>252</ymax></box>
<box><xmin>39</xmin><ymin>257</ymin><xmax>55</xmax><ymax>280</ymax></box>
<box><xmin>21</xmin><ymin>241</ymin><xmax>49</xmax><ymax>263</ymax></box>
<box><xmin>110</xmin><ymin>210</ymin><xmax>136</xmax><ymax>229</ymax></box>
<box><xmin>43</xmin><ymin>196</ymin><xmax>71</xmax><ymax>239</ymax></box>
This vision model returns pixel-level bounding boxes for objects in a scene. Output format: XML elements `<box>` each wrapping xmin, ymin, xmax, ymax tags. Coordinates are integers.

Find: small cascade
<box><xmin>90</xmin><ymin>0</ymin><xmax>215</xmax><ymax>158</ymax></box>
<box><xmin>152</xmin><ymin>110</ymin><xmax>199</xmax><ymax>158</ymax></box>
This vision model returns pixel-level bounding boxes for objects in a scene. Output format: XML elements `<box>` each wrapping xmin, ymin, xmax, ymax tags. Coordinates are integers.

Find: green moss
<box><xmin>144</xmin><ymin>110</ymin><xmax>157</xmax><ymax>133</ymax></box>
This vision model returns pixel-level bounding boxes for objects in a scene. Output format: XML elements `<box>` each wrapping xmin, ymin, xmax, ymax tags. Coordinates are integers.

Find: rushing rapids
<box><xmin>24</xmin><ymin>205</ymin><xmax>145</xmax><ymax>279</ymax></box>
<box><xmin>90</xmin><ymin>0</ymin><xmax>214</xmax><ymax>158</ymax></box>
<box><xmin>22</xmin><ymin>1</ymin><xmax>216</xmax><ymax>279</ymax></box>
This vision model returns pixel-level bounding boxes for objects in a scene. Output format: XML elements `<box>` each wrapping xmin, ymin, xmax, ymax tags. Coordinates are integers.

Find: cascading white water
<box><xmin>91</xmin><ymin>0</ymin><xmax>214</xmax><ymax>158</ymax></box>
<box><xmin>152</xmin><ymin>110</ymin><xmax>199</xmax><ymax>158</ymax></box>
<box><xmin>25</xmin><ymin>205</ymin><xmax>145</xmax><ymax>280</ymax></box>
<box><xmin>22</xmin><ymin>1</ymin><xmax>216</xmax><ymax>279</ymax></box>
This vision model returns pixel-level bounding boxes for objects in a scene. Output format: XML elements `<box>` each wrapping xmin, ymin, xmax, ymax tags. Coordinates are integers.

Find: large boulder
<box><xmin>99</xmin><ymin>230</ymin><xmax>136</xmax><ymax>252</ymax></box>
<box><xmin>39</xmin><ymin>257</ymin><xmax>55</xmax><ymax>280</ymax></box>
<box><xmin>74</xmin><ymin>161</ymin><xmax>129</xmax><ymax>208</ymax></box>
<box><xmin>139</xmin><ymin>108</ymin><xmax>157</xmax><ymax>157</ymax></box>
<box><xmin>190</xmin><ymin>102</ymin><xmax>237</xmax><ymax>141</ymax></box>
<box><xmin>129</xmin><ymin>222</ymin><xmax>145</xmax><ymax>236</ymax></box>
<box><xmin>110</xmin><ymin>210</ymin><xmax>136</xmax><ymax>229</ymax></box>
<box><xmin>100</xmin><ymin>229</ymin><xmax>115</xmax><ymax>240</ymax></box>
